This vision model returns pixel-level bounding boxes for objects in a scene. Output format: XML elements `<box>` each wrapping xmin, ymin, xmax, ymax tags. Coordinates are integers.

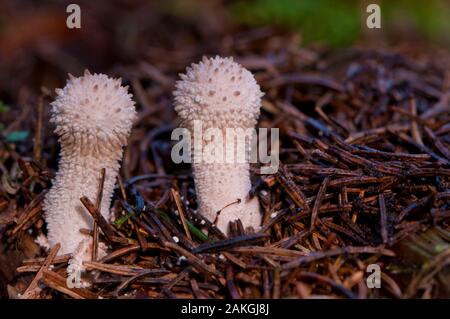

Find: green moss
<box><xmin>229</xmin><ymin>0</ymin><xmax>360</xmax><ymax>47</ymax></box>
<box><xmin>386</xmin><ymin>0</ymin><xmax>450</xmax><ymax>42</ymax></box>
<box><xmin>0</xmin><ymin>101</ymin><xmax>9</xmax><ymax>113</ymax></box>
<box><xmin>228</xmin><ymin>0</ymin><xmax>450</xmax><ymax>47</ymax></box>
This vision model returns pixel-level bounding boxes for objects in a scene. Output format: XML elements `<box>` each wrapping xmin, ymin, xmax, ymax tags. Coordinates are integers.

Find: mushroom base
<box><xmin>193</xmin><ymin>162</ymin><xmax>261</xmax><ymax>233</ymax></box>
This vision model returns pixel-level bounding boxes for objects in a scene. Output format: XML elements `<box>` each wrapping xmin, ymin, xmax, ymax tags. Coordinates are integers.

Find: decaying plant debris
<box><xmin>0</xmin><ymin>17</ymin><xmax>449</xmax><ymax>299</ymax></box>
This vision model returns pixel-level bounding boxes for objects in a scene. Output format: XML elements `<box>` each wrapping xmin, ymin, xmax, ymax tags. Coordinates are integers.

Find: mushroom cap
<box><xmin>50</xmin><ymin>71</ymin><xmax>136</xmax><ymax>150</ymax></box>
<box><xmin>174</xmin><ymin>56</ymin><xmax>263</xmax><ymax>128</ymax></box>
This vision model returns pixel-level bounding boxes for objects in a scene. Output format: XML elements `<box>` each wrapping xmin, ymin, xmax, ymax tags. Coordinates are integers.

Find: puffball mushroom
<box><xmin>174</xmin><ymin>56</ymin><xmax>263</xmax><ymax>233</ymax></box>
<box><xmin>43</xmin><ymin>70</ymin><xmax>136</xmax><ymax>256</ymax></box>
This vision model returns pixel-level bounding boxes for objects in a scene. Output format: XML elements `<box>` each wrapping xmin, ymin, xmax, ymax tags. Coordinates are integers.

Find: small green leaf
<box><xmin>157</xmin><ymin>208</ymin><xmax>208</xmax><ymax>242</ymax></box>
<box><xmin>113</xmin><ymin>213</ymin><xmax>134</xmax><ymax>227</ymax></box>
<box><xmin>434</xmin><ymin>243</ymin><xmax>449</xmax><ymax>253</ymax></box>
<box><xmin>5</xmin><ymin>131</ymin><xmax>29</xmax><ymax>142</ymax></box>
<box><xmin>0</xmin><ymin>101</ymin><xmax>9</xmax><ymax>113</ymax></box>
<box><xmin>186</xmin><ymin>220</ymin><xmax>208</xmax><ymax>242</ymax></box>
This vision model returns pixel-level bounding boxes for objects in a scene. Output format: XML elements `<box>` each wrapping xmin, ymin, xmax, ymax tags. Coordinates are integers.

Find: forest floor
<box><xmin>0</xmin><ymin>2</ymin><xmax>449</xmax><ymax>299</ymax></box>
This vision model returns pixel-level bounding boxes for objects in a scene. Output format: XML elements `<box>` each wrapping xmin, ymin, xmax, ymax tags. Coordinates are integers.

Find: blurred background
<box><xmin>0</xmin><ymin>0</ymin><xmax>449</xmax><ymax>87</ymax></box>
<box><xmin>0</xmin><ymin>0</ymin><xmax>449</xmax><ymax>154</ymax></box>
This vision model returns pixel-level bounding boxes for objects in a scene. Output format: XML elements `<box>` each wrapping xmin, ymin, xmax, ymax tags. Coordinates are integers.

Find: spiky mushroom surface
<box><xmin>43</xmin><ymin>70</ymin><xmax>136</xmax><ymax>256</ymax></box>
<box><xmin>174</xmin><ymin>56</ymin><xmax>262</xmax><ymax>130</ymax></box>
<box><xmin>51</xmin><ymin>72</ymin><xmax>135</xmax><ymax>154</ymax></box>
<box><xmin>174</xmin><ymin>56</ymin><xmax>263</xmax><ymax>233</ymax></box>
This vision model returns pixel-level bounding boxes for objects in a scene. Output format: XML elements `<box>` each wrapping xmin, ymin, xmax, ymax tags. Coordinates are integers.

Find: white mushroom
<box><xmin>174</xmin><ymin>56</ymin><xmax>263</xmax><ymax>233</ymax></box>
<box><xmin>43</xmin><ymin>70</ymin><xmax>136</xmax><ymax>258</ymax></box>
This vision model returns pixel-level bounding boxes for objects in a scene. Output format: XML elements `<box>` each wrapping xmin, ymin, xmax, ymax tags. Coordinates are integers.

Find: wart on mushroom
<box><xmin>43</xmin><ymin>70</ymin><xmax>136</xmax><ymax>283</ymax></box>
<box><xmin>174</xmin><ymin>56</ymin><xmax>263</xmax><ymax>233</ymax></box>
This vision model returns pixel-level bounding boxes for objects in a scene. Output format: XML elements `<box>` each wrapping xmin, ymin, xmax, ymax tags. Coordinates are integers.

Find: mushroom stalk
<box><xmin>174</xmin><ymin>56</ymin><xmax>263</xmax><ymax>233</ymax></box>
<box><xmin>193</xmin><ymin>160</ymin><xmax>260</xmax><ymax>233</ymax></box>
<box><xmin>43</xmin><ymin>71</ymin><xmax>136</xmax><ymax>256</ymax></box>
